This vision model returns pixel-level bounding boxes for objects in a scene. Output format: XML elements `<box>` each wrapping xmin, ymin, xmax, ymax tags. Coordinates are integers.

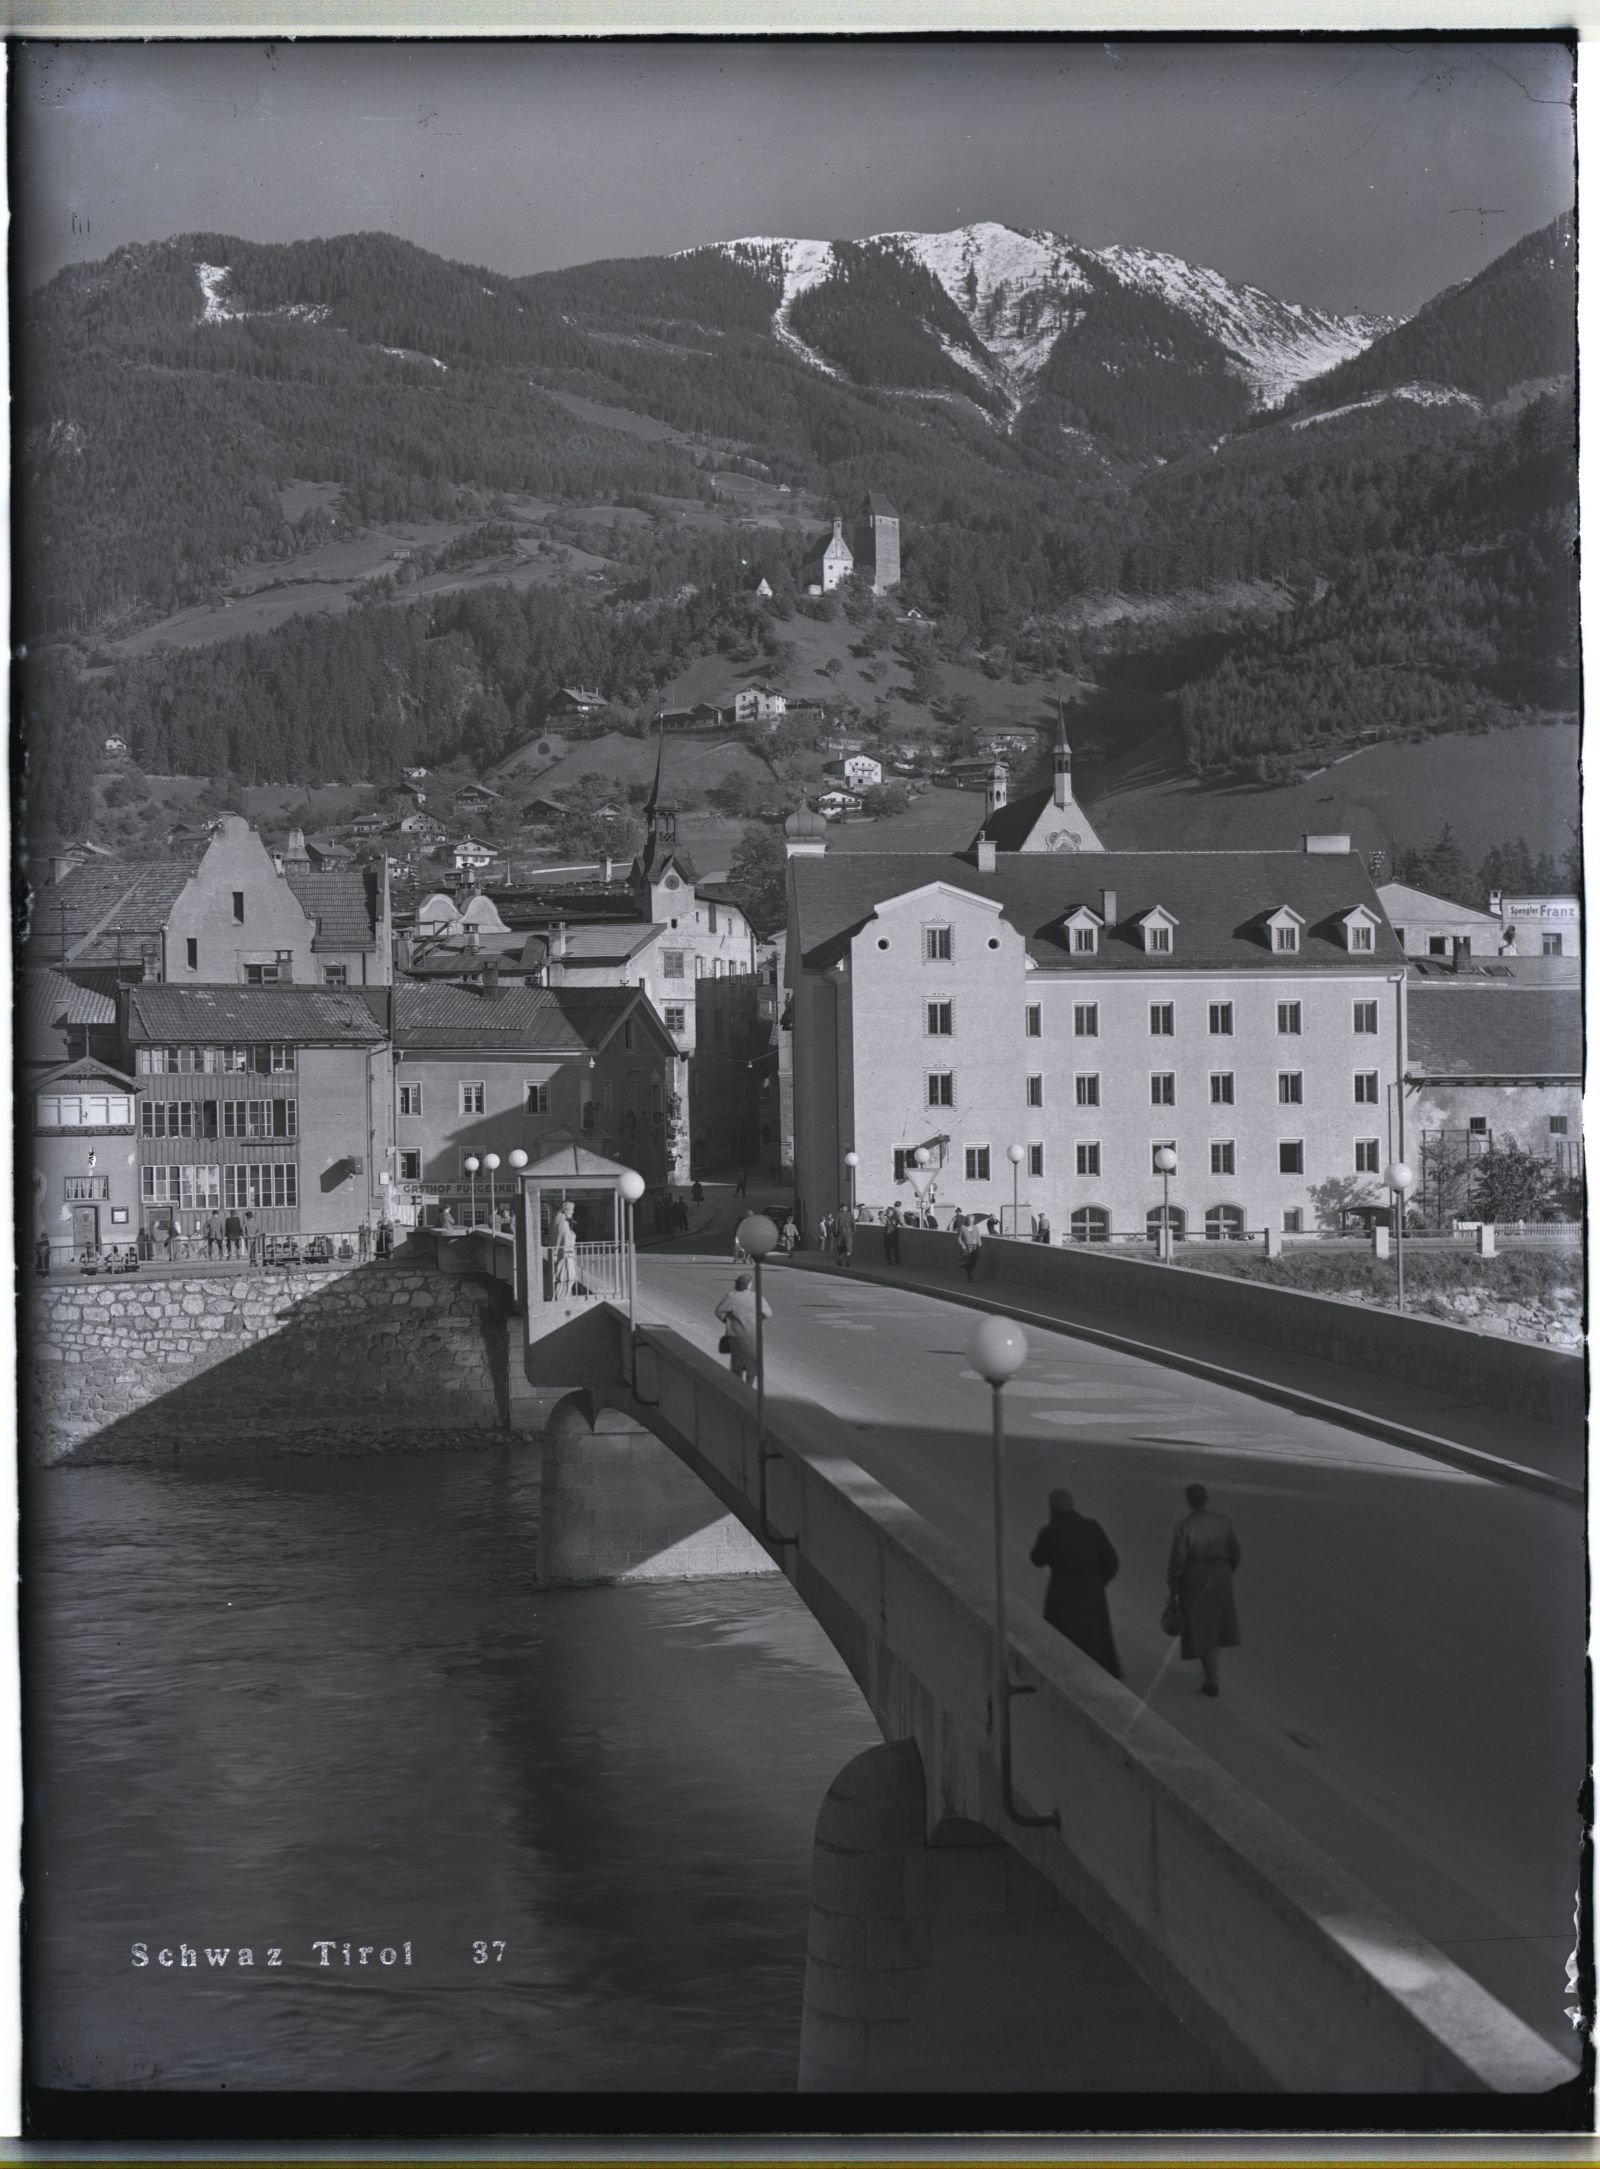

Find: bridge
<box><xmin>504</xmin><ymin>1177</ymin><xmax>1585</xmax><ymax>2099</ymax></box>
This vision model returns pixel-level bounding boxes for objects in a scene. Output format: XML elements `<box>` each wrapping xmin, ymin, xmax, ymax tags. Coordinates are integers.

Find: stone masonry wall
<box><xmin>25</xmin><ymin>1263</ymin><xmax>511</xmax><ymax>1466</ymax></box>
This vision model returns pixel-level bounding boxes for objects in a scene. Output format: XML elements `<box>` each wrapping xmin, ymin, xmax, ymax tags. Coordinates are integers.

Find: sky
<box><xmin>15</xmin><ymin>37</ymin><xmax>1576</xmax><ymax>318</ymax></box>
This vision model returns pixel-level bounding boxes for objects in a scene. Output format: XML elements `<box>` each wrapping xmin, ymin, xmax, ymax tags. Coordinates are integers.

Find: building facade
<box><xmin>788</xmin><ymin>839</ymin><xmax>1408</xmax><ymax>1241</ymax></box>
<box><xmin>31</xmin><ymin>1056</ymin><xmax>143</xmax><ymax>1266</ymax></box>
<box><xmin>123</xmin><ymin>983</ymin><xmax>392</xmax><ymax>1245</ymax></box>
<box><xmin>389</xmin><ymin>983</ymin><xmax>675</xmax><ymax>1214</ymax></box>
<box><xmin>1404</xmin><ymin>981</ymin><xmax>1582</xmax><ymax>1217</ymax></box>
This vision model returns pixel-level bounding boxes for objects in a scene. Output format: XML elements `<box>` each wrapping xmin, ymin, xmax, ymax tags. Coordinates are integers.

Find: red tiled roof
<box><xmin>392</xmin><ymin>983</ymin><xmax>659</xmax><ymax>1053</ymax></box>
<box><xmin>125</xmin><ymin>984</ymin><xmax>387</xmax><ymax>1044</ymax></box>
<box><xmin>283</xmin><ymin>865</ymin><xmax>379</xmax><ymax>950</ymax></box>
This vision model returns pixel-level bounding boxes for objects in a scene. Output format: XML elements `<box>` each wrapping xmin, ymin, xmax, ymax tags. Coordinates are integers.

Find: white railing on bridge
<box><xmin>544</xmin><ymin>1239</ymin><xmax>628</xmax><ymax>1305</ymax></box>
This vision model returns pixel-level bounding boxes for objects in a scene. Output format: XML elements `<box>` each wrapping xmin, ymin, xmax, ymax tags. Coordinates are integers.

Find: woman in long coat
<box><xmin>1167</xmin><ymin>1481</ymin><xmax>1241</xmax><ymax>1697</ymax></box>
<box><xmin>1028</xmin><ymin>1488</ymin><xmax>1121</xmax><ymax>1678</ymax></box>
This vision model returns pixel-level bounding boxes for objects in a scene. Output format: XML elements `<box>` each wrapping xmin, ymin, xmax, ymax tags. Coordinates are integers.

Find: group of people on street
<box><xmin>1029</xmin><ymin>1481</ymin><xmax>1241</xmax><ymax>1696</ymax></box>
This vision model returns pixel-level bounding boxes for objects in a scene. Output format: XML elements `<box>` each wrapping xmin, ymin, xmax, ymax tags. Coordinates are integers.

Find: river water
<box><xmin>25</xmin><ymin>1446</ymin><xmax>882</xmax><ymax>2095</ymax></box>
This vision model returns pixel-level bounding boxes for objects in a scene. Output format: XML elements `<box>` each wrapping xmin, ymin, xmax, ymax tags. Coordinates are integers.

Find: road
<box><xmin>637</xmin><ymin>1231</ymin><xmax>1586</xmax><ymax>2057</ymax></box>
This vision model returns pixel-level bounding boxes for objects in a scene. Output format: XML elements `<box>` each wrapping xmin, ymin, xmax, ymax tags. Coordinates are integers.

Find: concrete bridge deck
<box><xmin>630</xmin><ymin>1244</ymin><xmax>1585</xmax><ymax>2068</ymax></box>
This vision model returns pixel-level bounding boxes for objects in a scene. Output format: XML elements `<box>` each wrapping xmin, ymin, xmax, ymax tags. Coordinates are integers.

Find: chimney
<box><xmin>272</xmin><ymin>851</ymin><xmax>285</xmax><ymax>876</ymax></box>
<box><xmin>464</xmin><ymin>920</ymin><xmax>480</xmax><ymax>953</ymax></box>
<box><xmin>552</xmin><ymin>920</ymin><xmax>570</xmax><ymax>960</ymax></box>
<box><xmin>976</xmin><ymin>838</ymin><xmax>997</xmax><ymax>873</ymax></box>
<box><xmin>1452</xmin><ymin>936</ymin><xmax>1470</xmax><ymax>973</ymax></box>
<box><xmin>1488</xmin><ymin>889</ymin><xmax>1503</xmax><ymax>917</ymax></box>
<box><xmin>483</xmin><ymin>957</ymin><xmax>502</xmax><ymax>999</ymax></box>
<box><xmin>1100</xmin><ymin>887</ymin><xmax>1118</xmax><ymax>928</ymax></box>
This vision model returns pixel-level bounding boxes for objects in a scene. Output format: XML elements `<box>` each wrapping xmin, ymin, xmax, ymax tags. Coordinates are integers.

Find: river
<box><xmin>24</xmin><ymin>1445</ymin><xmax>882</xmax><ymax>2095</ymax></box>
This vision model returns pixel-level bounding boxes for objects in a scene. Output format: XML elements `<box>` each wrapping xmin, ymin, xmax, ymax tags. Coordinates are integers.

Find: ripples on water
<box><xmin>25</xmin><ymin>1447</ymin><xmax>882</xmax><ymax>2093</ymax></box>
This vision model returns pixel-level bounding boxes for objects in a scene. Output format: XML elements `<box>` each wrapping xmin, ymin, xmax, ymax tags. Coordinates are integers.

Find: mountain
<box><xmin>1279</xmin><ymin>213</ymin><xmax>1574</xmax><ymax>421</ymax></box>
<box><xmin>711</xmin><ymin>222</ymin><xmax>1387</xmax><ymax>414</ymax></box>
<box><xmin>15</xmin><ymin>214</ymin><xmax>1576</xmax><ymax>852</ymax></box>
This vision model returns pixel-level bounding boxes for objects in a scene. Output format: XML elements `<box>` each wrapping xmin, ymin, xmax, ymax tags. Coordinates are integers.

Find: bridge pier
<box><xmin>798</xmin><ymin>1740</ymin><xmax>1223</xmax><ymax>2093</ymax></box>
<box><xmin>536</xmin><ymin>1399</ymin><xmax>779</xmax><ymax>1587</ymax></box>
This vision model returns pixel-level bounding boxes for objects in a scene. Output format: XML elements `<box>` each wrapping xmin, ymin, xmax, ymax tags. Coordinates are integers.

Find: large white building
<box><xmin>786</xmin><ymin>822</ymin><xmax>1409</xmax><ymax>1241</ymax></box>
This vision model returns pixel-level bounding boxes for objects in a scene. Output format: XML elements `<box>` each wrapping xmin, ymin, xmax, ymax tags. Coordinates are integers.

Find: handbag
<box><xmin>717</xmin><ymin>1332</ymin><xmax>732</xmax><ymax>1354</ymax></box>
<box><xmin>1160</xmin><ymin>1595</ymin><xmax>1183</xmax><ymax>1637</ymax></box>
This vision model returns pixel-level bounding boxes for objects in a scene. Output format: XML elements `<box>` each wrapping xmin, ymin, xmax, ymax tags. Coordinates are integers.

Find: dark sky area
<box><xmin>16</xmin><ymin>37</ymin><xmax>1575</xmax><ymax>318</ymax></box>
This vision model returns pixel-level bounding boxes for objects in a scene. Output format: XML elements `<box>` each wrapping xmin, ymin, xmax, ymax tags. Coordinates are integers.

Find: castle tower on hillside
<box><xmin>853</xmin><ymin>491</ymin><xmax>901</xmax><ymax>595</ymax></box>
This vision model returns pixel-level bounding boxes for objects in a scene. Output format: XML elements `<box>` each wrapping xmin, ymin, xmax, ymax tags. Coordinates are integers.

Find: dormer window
<box><xmin>1267</xmin><ymin>906</ymin><xmax>1304</xmax><ymax>955</ymax></box>
<box><xmin>1341</xmin><ymin>905</ymin><xmax>1380</xmax><ymax>954</ymax></box>
<box><xmin>1139</xmin><ymin>906</ymin><xmax>1179</xmax><ymax>956</ymax></box>
<box><xmin>1064</xmin><ymin>905</ymin><xmax>1101</xmax><ymax>956</ymax></box>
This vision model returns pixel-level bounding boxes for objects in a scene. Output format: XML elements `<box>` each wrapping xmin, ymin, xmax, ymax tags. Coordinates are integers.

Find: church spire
<box><xmin>1053</xmin><ymin>695</ymin><xmax>1074</xmax><ymax>811</ymax></box>
<box><xmin>644</xmin><ymin>717</ymin><xmax>666</xmax><ymax>833</ymax></box>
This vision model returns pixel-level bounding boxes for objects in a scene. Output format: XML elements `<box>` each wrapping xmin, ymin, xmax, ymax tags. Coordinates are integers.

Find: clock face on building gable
<box><xmin>662</xmin><ymin>873</ymin><xmax>681</xmax><ymax>890</ymax></box>
<box><xmin>1045</xmin><ymin>829</ymin><xmax>1083</xmax><ymax>852</ymax></box>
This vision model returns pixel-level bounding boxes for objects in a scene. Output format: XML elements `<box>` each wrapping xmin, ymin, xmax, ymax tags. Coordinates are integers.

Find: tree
<box><xmin>1472</xmin><ymin>1144</ymin><xmax>1562</xmax><ymax>1223</ymax></box>
<box><xmin>726</xmin><ymin>821</ymin><xmax>789</xmax><ymax>939</ymax></box>
<box><xmin>860</xmin><ymin>781</ymin><xmax>910</xmax><ymax>821</ymax></box>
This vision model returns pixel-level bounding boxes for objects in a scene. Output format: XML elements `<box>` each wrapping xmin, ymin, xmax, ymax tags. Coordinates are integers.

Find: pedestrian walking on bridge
<box><xmin>714</xmin><ymin>1273</ymin><xmax>771</xmax><ymax>1386</ymax></box>
<box><xmin>956</xmin><ymin>1211</ymin><xmax>982</xmax><ymax>1283</ymax></box>
<box><xmin>883</xmin><ymin>1202</ymin><xmax>903</xmax><ymax>1266</ymax></box>
<box><xmin>1029</xmin><ymin>1488</ymin><xmax>1121</xmax><ymax>1678</ymax></box>
<box><xmin>834</xmin><ymin>1204</ymin><xmax>853</xmax><ymax>1269</ymax></box>
<box><xmin>1167</xmin><ymin>1481</ymin><xmax>1241</xmax><ymax>1698</ymax></box>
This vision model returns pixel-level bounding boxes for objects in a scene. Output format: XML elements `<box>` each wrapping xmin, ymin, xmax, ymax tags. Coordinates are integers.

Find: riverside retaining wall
<box><xmin>25</xmin><ymin>1263</ymin><xmax>512</xmax><ymax>1465</ymax></box>
<box><xmin>852</xmin><ymin>1227</ymin><xmax>1583</xmax><ymax>1429</ymax></box>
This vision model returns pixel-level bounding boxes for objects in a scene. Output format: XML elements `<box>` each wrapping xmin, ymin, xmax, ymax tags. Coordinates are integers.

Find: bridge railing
<box><xmin>619</xmin><ymin>1310</ymin><xmax>1573</xmax><ymax>2098</ymax></box>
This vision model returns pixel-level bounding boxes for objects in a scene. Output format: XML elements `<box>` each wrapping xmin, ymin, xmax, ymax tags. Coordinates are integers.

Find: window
<box><xmin>1354</xmin><ymin>1071</ymin><xmax>1379</xmax><ymax>1105</ymax></box>
<box><xmin>708</xmin><ymin>903</ymin><xmax>718</xmax><ymax>934</ymax></box>
<box><xmin>398</xmin><ymin>1150</ymin><xmax>422</xmax><ymax>1182</ymax></box>
<box><xmin>244</xmin><ymin>962</ymin><xmax>282</xmax><ymax>986</ymax></box>
<box><xmin>1070</xmin><ymin>1204</ymin><xmax>1109</xmax><ymax>1242</ymax></box>
<box><xmin>526</xmin><ymin>1083</ymin><xmax>550</xmax><ymax>1116</ymax></box>
<box><xmin>1279</xmin><ymin>1141</ymin><xmax>1304</xmax><ymax>1175</ymax></box>
<box><xmin>1150</xmin><ymin>1072</ymin><xmax>1175</xmax><ymax>1107</ymax></box>
<box><xmin>1277</xmin><ymin>1002</ymin><xmax>1301</xmax><ymax>1035</ymax></box>
<box><xmin>1274</xmin><ymin>925</ymin><xmax>1299</xmax><ymax>953</ymax></box>
<box><xmin>1149</xmin><ymin>1003</ymin><xmax>1174</xmax><ymax>1037</ymax></box>
<box><xmin>1146</xmin><ymin>924</ymin><xmax>1172</xmax><ymax>954</ymax></box>
<box><xmin>1205</xmin><ymin>1204</ymin><xmax>1244</xmax><ymax>1241</ymax></box>
<box><xmin>142</xmin><ymin>1166</ymin><xmax>179</xmax><ymax>1205</ymax></box>
<box><xmin>1428</xmin><ymin>936</ymin><xmax>1450</xmax><ymax>958</ymax></box>
<box><xmin>460</xmin><ymin>1081</ymin><xmax>486</xmax><ymax>1116</ymax></box>
<box><xmin>1468</xmin><ymin>1114</ymin><xmax>1488</xmax><ymax>1136</ymax></box>
<box><xmin>1355</xmin><ymin>1139</ymin><xmax>1380</xmax><ymax>1173</ymax></box>
<box><xmin>662</xmin><ymin>950</ymin><xmax>686</xmax><ymax>980</ymax></box>
<box><xmin>1027</xmin><ymin>1143</ymin><xmax>1045</xmax><ymax>1178</ymax></box>
<box><xmin>1550</xmin><ymin>1116</ymin><xmax>1570</xmax><ymax>1136</ymax></box>
<box><xmin>264</xmin><ymin>1045</ymin><xmax>296</xmax><ymax>1074</ymax></box>
<box><xmin>663</xmin><ymin>1005</ymin><xmax>686</xmax><ymax>1033</ymax></box>
<box><xmin>1074</xmin><ymin>1074</ymin><xmax>1100</xmax><ymax>1108</ymax></box>
<box><xmin>1353</xmin><ymin>1001</ymin><xmax>1379</xmax><ymax>1034</ymax></box>
<box><xmin>232</xmin><ymin>891</ymin><xmax>245</xmax><ymax>924</ymax></box>
<box><xmin>893</xmin><ymin>1148</ymin><xmax>908</xmax><ymax>1184</ymax></box>
<box><xmin>142</xmin><ymin>1101</ymin><xmax>195</xmax><ymax>1139</ymax></box>
<box><xmin>924</xmin><ymin>924</ymin><xmax>953</xmax><ymax>961</ymax></box>
<box><xmin>1543</xmin><ymin>932</ymin><xmax>1562</xmax><ymax>956</ymax></box>
<box><xmin>927</xmin><ymin>1072</ymin><xmax>954</xmax><ymax>1108</ymax></box>
<box><xmin>1283</xmin><ymin>1207</ymin><xmax>1303</xmax><ymax>1233</ymax></box>
<box><xmin>65</xmin><ymin>1175</ymin><xmax>110</xmax><ymax>1201</ymax></box>
<box><xmin>222</xmin><ymin>1099</ymin><xmax>297</xmax><ymax>1139</ymax></box>
<box><xmin>1349</xmin><ymin>923</ymin><xmax>1374</xmax><ymax>952</ymax></box>
<box><xmin>40</xmin><ymin>1092</ymin><xmax>135</xmax><ymax>1129</ymax></box>
<box><xmin>1075</xmin><ymin>1142</ymin><xmax>1101</xmax><ymax>1177</ymax></box>
<box><xmin>323</xmin><ymin>965</ymin><xmax>348</xmax><ymax>988</ymax></box>
<box><xmin>964</xmin><ymin>1146</ymin><xmax>991</xmax><ymax>1182</ymax></box>
<box><xmin>1071</xmin><ymin>926</ymin><xmax>1097</xmax><ymax>954</ymax></box>
<box><xmin>186</xmin><ymin>938</ymin><xmax>198</xmax><ymax>971</ymax></box>
<box><xmin>926</xmin><ymin>1000</ymin><xmax>953</xmax><ymax>1036</ymax></box>
<box><xmin>1024</xmin><ymin>1004</ymin><xmax>1042</xmax><ymax>1038</ymax></box>
<box><xmin>1278</xmin><ymin>1073</ymin><xmax>1303</xmax><ymax>1105</ymax></box>
<box><xmin>1210</xmin><ymin>1141</ymin><xmax>1235</xmax><ymax>1175</ymax></box>
<box><xmin>1026</xmin><ymin>1074</ymin><xmax>1043</xmax><ymax>1108</ymax></box>
<box><xmin>1208</xmin><ymin>1002</ymin><xmax>1233</xmax><ymax>1036</ymax></box>
<box><xmin>1074</xmin><ymin>1004</ymin><xmax>1098</xmax><ymax>1038</ymax></box>
<box><xmin>1151</xmin><ymin>1140</ymin><xmax>1176</xmax><ymax>1174</ymax></box>
<box><xmin>145</xmin><ymin>1165</ymin><xmax>221</xmax><ymax>1210</ymax></box>
<box><xmin>399</xmin><ymin>1084</ymin><xmax>423</xmax><ymax>1117</ymax></box>
<box><xmin>1209</xmin><ymin>1072</ymin><xmax>1235</xmax><ymax>1106</ymax></box>
<box><xmin>223</xmin><ymin>1164</ymin><xmax>298</xmax><ymax>1210</ymax></box>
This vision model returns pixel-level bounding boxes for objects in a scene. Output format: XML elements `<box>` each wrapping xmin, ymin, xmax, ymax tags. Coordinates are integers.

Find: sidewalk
<box><xmin>788</xmin><ymin>1248</ymin><xmax>1585</xmax><ymax>1504</ymax></box>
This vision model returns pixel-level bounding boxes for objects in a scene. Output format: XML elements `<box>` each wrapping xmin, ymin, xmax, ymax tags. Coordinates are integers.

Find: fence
<box><xmin>543</xmin><ymin>1239</ymin><xmax>629</xmax><ymax>1305</ymax></box>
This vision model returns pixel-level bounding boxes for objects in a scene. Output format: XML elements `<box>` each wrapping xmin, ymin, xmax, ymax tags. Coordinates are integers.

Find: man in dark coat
<box><xmin>1167</xmin><ymin>1480</ymin><xmax>1241</xmax><ymax>1697</ymax></box>
<box><xmin>1029</xmin><ymin>1488</ymin><xmax>1121</xmax><ymax>1678</ymax></box>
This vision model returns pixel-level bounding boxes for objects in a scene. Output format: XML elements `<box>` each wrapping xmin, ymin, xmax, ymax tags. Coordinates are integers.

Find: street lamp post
<box><xmin>1384</xmin><ymin>1159</ymin><xmax>1414</xmax><ymax>1313</ymax></box>
<box><xmin>1154</xmin><ymin>1145</ymin><xmax>1177</xmax><ymax>1262</ymax></box>
<box><xmin>484</xmin><ymin>1152</ymin><xmax>501</xmax><ymax>1225</ymax></box>
<box><xmin>967</xmin><ymin>1315</ymin><xmax>1059</xmax><ymax>1833</ymax></box>
<box><xmin>1006</xmin><ymin>1142</ymin><xmax>1024</xmax><ymax>1239</ymax></box>
<box><xmin>463</xmin><ymin>1155</ymin><xmax>479</xmax><ymax>1226</ymax></box>
<box><xmin>618</xmin><ymin>1167</ymin><xmax>646</xmax><ymax>1347</ymax></box>
<box><xmin>843</xmin><ymin>1150</ymin><xmax>859</xmax><ymax>1215</ymax></box>
<box><xmin>736</xmin><ymin>1213</ymin><xmax>791</xmax><ymax>1546</ymax></box>
<box><xmin>507</xmin><ymin>1149</ymin><xmax>528</xmax><ymax>1297</ymax></box>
